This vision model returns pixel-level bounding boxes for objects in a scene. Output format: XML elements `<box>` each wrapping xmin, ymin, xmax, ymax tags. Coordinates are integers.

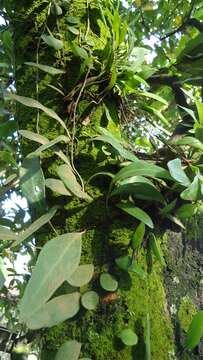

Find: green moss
<box><xmin>178</xmin><ymin>296</ymin><xmax>197</xmax><ymax>332</ymax></box>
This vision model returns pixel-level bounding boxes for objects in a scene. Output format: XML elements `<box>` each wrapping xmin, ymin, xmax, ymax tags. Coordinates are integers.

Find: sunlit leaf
<box><xmin>186</xmin><ymin>311</ymin><xmax>203</xmax><ymax>350</ymax></box>
<box><xmin>45</xmin><ymin>178</ymin><xmax>72</xmax><ymax>196</ymax></box>
<box><xmin>167</xmin><ymin>158</ymin><xmax>190</xmax><ymax>187</ymax></box>
<box><xmin>27</xmin><ymin>293</ymin><xmax>80</xmax><ymax>329</ymax></box>
<box><xmin>19</xmin><ymin>232</ymin><xmax>82</xmax><ymax>324</ymax></box>
<box><xmin>67</xmin><ymin>264</ymin><xmax>94</xmax><ymax>287</ymax></box>
<box><xmin>181</xmin><ymin>175</ymin><xmax>202</xmax><ymax>201</ymax></box>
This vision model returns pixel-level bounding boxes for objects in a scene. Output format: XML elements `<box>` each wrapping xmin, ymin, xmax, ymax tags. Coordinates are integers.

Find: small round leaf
<box><xmin>81</xmin><ymin>291</ymin><xmax>99</xmax><ymax>310</ymax></box>
<box><xmin>100</xmin><ymin>273</ymin><xmax>118</xmax><ymax>292</ymax></box>
<box><xmin>118</xmin><ymin>328</ymin><xmax>138</xmax><ymax>346</ymax></box>
<box><xmin>67</xmin><ymin>264</ymin><xmax>94</xmax><ymax>287</ymax></box>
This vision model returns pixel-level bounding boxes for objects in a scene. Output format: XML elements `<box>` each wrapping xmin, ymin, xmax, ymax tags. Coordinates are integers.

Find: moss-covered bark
<box><xmin>10</xmin><ymin>1</ymin><xmax>191</xmax><ymax>359</ymax></box>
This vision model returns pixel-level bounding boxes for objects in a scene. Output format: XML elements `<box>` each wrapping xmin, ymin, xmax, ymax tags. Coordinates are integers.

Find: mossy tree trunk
<box><xmin>10</xmin><ymin>1</ymin><xmax>196</xmax><ymax>359</ymax></box>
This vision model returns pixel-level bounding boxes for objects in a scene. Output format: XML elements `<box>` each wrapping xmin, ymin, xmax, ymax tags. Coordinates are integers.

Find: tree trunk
<box><xmin>10</xmin><ymin>1</ymin><xmax>201</xmax><ymax>359</ymax></box>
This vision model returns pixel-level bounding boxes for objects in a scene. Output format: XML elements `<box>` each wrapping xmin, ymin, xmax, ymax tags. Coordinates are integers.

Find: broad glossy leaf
<box><xmin>10</xmin><ymin>94</ymin><xmax>69</xmax><ymax>135</ymax></box>
<box><xmin>11</xmin><ymin>206</ymin><xmax>58</xmax><ymax>248</ymax></box>
<box><xmin>25</xmin><ymin>62</ymin><xmax>65</xmax><ymax>75</ymax></box>
<box><xmin>117</xmin><ymin>202</ymin><xmax>154</xmax><ymax>228</ymax></box>
<box><xmin>81</xmin><ymin>291</ymin><xmax>99</xmax><ymax>310</ymax></box>
<box><xmin>20</xmin><ymin>155</ymin><xmax>45</xmax><ymax>210</ymax></box>
<box><xmin>149</xmin><ymin>234</ymin><xmax>165</xmax><ymax>266</ymax></box>
<box><xmin>41</xmin><ymin>34</ymin><xmax>63</xmax><ymax>50</ymax></box>
<box><xmin>27</xmin><ymin>293</ymin><xmax>80</xmax><ymax>329</ymax></box>
<box><xmin>135</xmin><ymin>91</ymin><xmax>168</xmax><ymax>105</ymax></box>
<box><xmin>111</xmin><ymin>161</ymin><xmax>171</xmax><ymax>189</ymax></box>
<box><xmin>57</xmin><ymin>164</ymin><xmax>91</xmax><ymax>200</ymax></box>
<box><xmin>186</xmin><ymin>311</ymin><xmax>203</xmax><ymax>350</ymax></box>
<box><xmin>19</xmin><ymin>232</ymin><xmax>82</xmax><ymax>323</ymax></box>
<box><xmin>55</xmin><ymin>340</ymin><xmax>81</xmax><ymax>360</ymax></box>
<box><xmin>195</xmin><ymin>128</ymin><xmax>203</xmax><ymax>143</ymax></box>
<box><xmin>132</xmin><ymin>222</ymin><xmax>145</xmax><ymax>250</ymax></box>
<box><xmin>111</xmin><ymin>181</ymin><xmax>164</xmax><ymax>203</ymax></box>
<box><xmin>118</xmin><ymin>328</ymin><xmax>138</xmax><ymax>346</ymax></box>
<box><xmin>0</xmin><ymin>225</ymin><xmax>17</xmax><ymax>241</ymax></box>
<box><xmin>45</xmin><ymin>178</ymin><xmax>72</xmax><ymax>196</ymax></box>
<box><xmin>181</xmin><ymin>175</ymin><xmax>202</xmax><ymax>201</ymax></box>
<box><xmin>94</xmin><ymin>127</ymin><xmax>137</xmax><ymax>162</ymax></box>
<box><xmin>167</xmin><ymin>158</ymin><xmax>190</xmax><ymax>187</ymax></box>
<box><xmin>173</xmin><ymin>136</ymin><xmax>203</xmax><ymax>151</ymax></box>
<box><xmin>100</xmin><ymin>273</ymin><xmax>118</xmax><ymax>292</ymax></box>
<box><xmin>67</xmin><ymin>264</ymin><xmax>94</xmax><ymax>287</ymax></box>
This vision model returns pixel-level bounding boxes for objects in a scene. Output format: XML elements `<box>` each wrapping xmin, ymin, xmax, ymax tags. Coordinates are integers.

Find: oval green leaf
<box><xmin>81</xmin><ymin>291</ymin><xmax>99</xmax><ymax>310</ymax></box>
<box><xmin>67</xmin><ymin>264</ymin><xmax>94</xmax><ymax>287</ymax></box>
<box><xmin>100</xmin><ymin>273</ymin><xmax>118</xmax><ymax>292</ymax></box>
<box><xmin>55</xmin><ymin>340</ymin><xmax>81</xmax><ymax>360</ymax></box>
<box><xmin>118</xmin><ymin>328</ymin><xmax>138</xmax><ymax>346</ymax></box>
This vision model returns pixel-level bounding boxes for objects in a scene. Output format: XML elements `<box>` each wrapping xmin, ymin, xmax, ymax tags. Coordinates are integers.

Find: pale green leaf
<box><xmin>33</xmin><ymin>135</ymin><xmax>69</xmax><ymax>155</ymax></box>
<box><xmin>20</xmin><ymin>155</ymin><xmax>45</xmax><ymax>210</ymax></box>
<box><xmin>9</xmin><ymin>94</ymin><xmax>69</xmax><ymax>136</ymax></box>
<box><xmin>0</xmin><ymin>225</ymin><xmax>17</xmax><ymax>241</ymax></box>
<box><xmin>27</xmin><ymin>293</ymin><xmax>80</xmax><ymax>329</ymax></box>
<box><xmin>67</xmin><ymin>264</ymin><xmax>94</xmax><ymax>287</ymax></box>
<box><xmin>135</xmin><ymin>91</ymin><xmax>168</xmax><ymax>105</ymax></box>
<box><xmin>100</xmin><ymin>273</ymin><xmax>118</xmax><ymax>292</ymax></box>
<box><xmin>55</xmin><ymin>340</ymin><xmax>81</xmax><ymax>360</ymax></box>
<box><xmin>111</xmin><ymin>161</ymin><xmax>171</xmax><ymax>190</ymax></box>
<box><xmin>173</xmin><ymin>136</ymin><xmax>203</xmax><ymax>152</ymax></box>
<box><xmin>167</xmin><ymin>158</ymin><xmax>190</xmax><ymax>187</ymax></box>
<box><xmin>0</xmin><ymin>258</ymin><xmax>7</xmax><ymax>290</ymax></box>
<box><xmin>25</xmin><ymin>62</ymin><xmax>65</xmax><ymax>75</ymax></box>
<box><xmin>81</xmin><ymin>291</ymin><xmax>99</xmax><ymax>310</ymax></box>
<box><xmin>41</xmin><ymin>34</ymin><xmax>63</xmax><ymax>50</ymax></box>
<box><xmin>19</xmin><ymin>232</ymin><xmax>82</xmax><ymax>323</ymax></box>
<box><xmin>181</xmin><ymin>175</ymin><xmax>202</xmax><ymax>201</ymax></box>
<box><xmin>11</xmin><ymin>206</ymin><xmax>58</xmax><ymax>248</ymax></box>
<box><xmin>57</xmin><ymin>164</ymin><xmax>91</xmax><ymax>200</ymax></box>
<box><xmin>94</xmin><ymin>127</ymin><xmax>138</xmax><ymax>162</ymax></box>
<box><xmin>45</xmin><ymin>178</ymin><xmax>72</xmax><ymax>196</ymax></box>
<box><xmin>19</xmin><ymin>130</ymin><xmax>48</xmax><ymax>145</ymax></box>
